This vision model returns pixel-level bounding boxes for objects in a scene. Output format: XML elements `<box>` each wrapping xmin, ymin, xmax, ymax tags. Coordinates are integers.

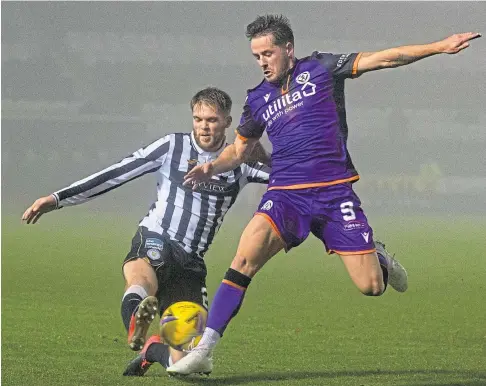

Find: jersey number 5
<box><xmin>340</xmin><ymin>201</ymin><xmax>356</xmax><ymax>221</ymax></box>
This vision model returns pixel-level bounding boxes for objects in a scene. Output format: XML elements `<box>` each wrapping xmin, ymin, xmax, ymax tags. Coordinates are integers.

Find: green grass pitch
<box><xmin>2</xmin><ymin>213</ymin><xmax>485</xmax><ymax>385</ymax></box>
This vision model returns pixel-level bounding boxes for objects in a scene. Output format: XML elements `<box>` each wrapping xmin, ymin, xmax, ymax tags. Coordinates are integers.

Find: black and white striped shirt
<box><xmin>52</xmin><ymin>132</ymin><xmax>270</xmax><ymax>258</ymax></box>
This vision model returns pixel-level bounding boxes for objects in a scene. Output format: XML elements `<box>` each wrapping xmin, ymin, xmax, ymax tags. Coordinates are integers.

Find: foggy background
<box><xmin>2</xmin><ymin>2</ymin><xmax>485</xmax><ymax>220</ymax></box>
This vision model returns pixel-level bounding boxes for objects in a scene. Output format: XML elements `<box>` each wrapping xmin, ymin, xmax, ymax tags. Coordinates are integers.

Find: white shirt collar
<box><xmin>190</xmin><ymin>131</ymin><xmax>227</xmax><ymax>157</ymax></box>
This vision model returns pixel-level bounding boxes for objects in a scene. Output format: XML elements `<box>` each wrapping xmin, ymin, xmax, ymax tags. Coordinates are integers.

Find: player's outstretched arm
<box><xmin>22</xmin><ymin>136</ymin><xmax>170</xmax><ymax>224</ymax></box>
<box><xmin>22</xmin><ymin>195</ymin><xmax>57</xmax><ymax>224</ymax></box>
<box><xmin>357</xmin><ymin>32</ymin><xmax>481</xmax><ymax>75</ymax></box>
<box><xmin>184</xmin><ymin>136</ymin><xmax>259</xmax><ymax>188</ymax></box>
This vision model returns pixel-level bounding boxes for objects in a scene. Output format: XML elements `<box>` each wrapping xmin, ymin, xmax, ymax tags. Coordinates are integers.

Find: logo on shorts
<box><xmin>145</xmin><ymin>238</ymin><xmax>164</xmax><ymax>251</ymax></box>
<box><xmin>260</xmin><ymin>200</ymin><xmax>273</xmax><ymax>211</ymax></box>
<box><xmin>343</xmin><ymin>221</ymin><xmax>366</xmax><ymax>232</ymax></box>
<box><xmin>296</xmin><ymin>71</ymin><xmax>310</xmax><ymax>84</ymax></box>
<box><xmin>146</xmin><ymin>248</ymin><xmax>161</xmax><ymax>260</ymax></box>
<box><xmin>361</xmin><ymin>232</ymin><xmax>370</xmax><ymax>243</ymax></box>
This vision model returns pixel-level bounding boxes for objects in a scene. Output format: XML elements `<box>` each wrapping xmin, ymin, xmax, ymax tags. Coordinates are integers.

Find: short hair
<box><xmin>190</xmin><ymin>87</ymin><xmax>232</xmax><ymax>116</ymax></box>
<box><xmin>245</xmin><ymin>14</ymin><xmax>294</xmax><ymax>46</ymax></box>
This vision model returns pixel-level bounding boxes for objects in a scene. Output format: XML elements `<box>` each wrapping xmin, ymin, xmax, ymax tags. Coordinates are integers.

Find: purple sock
<box><xmin>377</xmin><ymin>252</ymin><xmax>389</xmax><ymax>290</ymax></box>
<box><xmin>207</xmin><ymin>268</ymin><xmax>251</xmax><ymax>336</ymax></box>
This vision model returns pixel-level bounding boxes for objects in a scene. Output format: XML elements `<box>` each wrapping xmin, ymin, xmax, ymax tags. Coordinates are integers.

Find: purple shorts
<box><xmin>255</xmin><ymin>183</ymin><xmax>376</xmax><ymax>254</ymax></box>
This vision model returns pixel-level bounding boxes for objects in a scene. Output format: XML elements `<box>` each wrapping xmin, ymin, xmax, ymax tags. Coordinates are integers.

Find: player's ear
<box><xmin>285</xmin><ymin>42</ymin><xmax>294</xmax><ymax>58</ymax></box>
<box><xmin>225</xmin><ymin>115</ymin><xmax>232</xmax><ymax>128</ymax></box>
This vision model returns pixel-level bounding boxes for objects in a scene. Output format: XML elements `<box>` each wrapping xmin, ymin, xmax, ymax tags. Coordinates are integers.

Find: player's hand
<box><xmin>21</xmin><ymin>195</ymin><xmax>57</xmax><ymax>224</ymax></box>
<box><xmin>438</xmin><ymin>32</ymin><xmax>481</xmax><ymax>54</ymax></box>
<box><xmin>183</xmin><ymin>162</ymin><xmax>214</xmax><ymax>190</ymax></box>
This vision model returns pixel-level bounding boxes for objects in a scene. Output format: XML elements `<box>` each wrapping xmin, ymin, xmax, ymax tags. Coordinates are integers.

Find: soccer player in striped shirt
<box><xmin>169</xmin><ymin>15</ymin><xmax>481</xmax><ymax>375</ymax></box>
<box><xmin>21</xmin><ymin>87</ymin><xmax>271</xmax><ymax>376</ymax></box>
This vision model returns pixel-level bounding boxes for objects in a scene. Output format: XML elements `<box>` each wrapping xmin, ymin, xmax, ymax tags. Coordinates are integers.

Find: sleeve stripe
<box><xmin>57</xmin><ymin>158</ymin><xmax>152</xmax><ymax>201</ymax></box>
<box><xmin>51</xmin><ymin>193</ymin><xmax>60</xmax><ymax>209</ymax></box>
<box><xmin>87</xmin><ymin>166</ymin><xmax>160</xmax><ymax>199</ymax></box>
<box><xmin>144</xmin><ymin>140</ymin><xmax>170</xmax><ymax>161</ymax></box>
<box><xmin>57</xmin><ymin>141</ymin><xmax>169</xmax><ymax>202</ymax></box>
<box><xmin>352</xmin><ymin>52</ymin><xmax>363</xmax><ymax>77</ymax></box>
<box><xmin>236</xmin><ymin>132</ymin><xmax>249</xmax><ymax>142</ymax></box>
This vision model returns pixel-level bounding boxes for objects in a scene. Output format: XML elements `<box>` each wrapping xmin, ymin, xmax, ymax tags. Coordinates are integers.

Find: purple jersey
<box><xmin>237</xmin><ymin>51</ymin><xmax>362</xmax><ymax>190</ymax></box>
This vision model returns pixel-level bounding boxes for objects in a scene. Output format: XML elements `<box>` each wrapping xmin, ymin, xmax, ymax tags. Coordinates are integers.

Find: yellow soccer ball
<box><xmin>159</xmin><ymin>301</ymin><xmax>207</xmax><ymax>351</ymax></box>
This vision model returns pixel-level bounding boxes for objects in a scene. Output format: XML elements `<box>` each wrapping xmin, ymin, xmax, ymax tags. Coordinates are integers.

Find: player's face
<box><xmin>251</xmin><ymin>34</ymin><xmax>294</xmax><ymax>83</ymax></box>
<box><xmin>192</xmin><ymin>103</ymin><xmax>231</xmax><ymax>152</ymax></box>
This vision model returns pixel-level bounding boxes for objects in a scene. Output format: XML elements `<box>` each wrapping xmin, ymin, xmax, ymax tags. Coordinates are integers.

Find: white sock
<box><xmin>197</xmin><ymin>327</ymin><xmax>221</xmax><ymax>349</ymax></box>
<box><xmin>122</xmin><ymin>284</ymin><xmax>148</xmax><ymax>301</ymax></box>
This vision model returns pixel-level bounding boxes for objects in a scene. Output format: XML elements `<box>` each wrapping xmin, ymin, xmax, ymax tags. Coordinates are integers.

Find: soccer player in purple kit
<box><xmin>168</xmin><ymin>15</ymin><xmax>481</xmax><ymax>375</ymax></box>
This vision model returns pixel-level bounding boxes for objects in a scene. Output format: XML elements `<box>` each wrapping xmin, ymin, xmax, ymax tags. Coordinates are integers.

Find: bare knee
<box><xmin>340</xmin><ymin>253</ymin><xmax>385</xmax><ymax>296</ymax></box>
<box><xmin>359</xmin><ymin>277</ymin><xmax>385</xmax><ymax>296</ymax></box>
<box><xmin>230</xmin><ymin>254</ymin><xmax>262</xmax><ymax>278</ymax></box>
<box><xmin>123</xmin><ymin>258</ymin><xmax>158</xmax><ymax>296</ymax></box>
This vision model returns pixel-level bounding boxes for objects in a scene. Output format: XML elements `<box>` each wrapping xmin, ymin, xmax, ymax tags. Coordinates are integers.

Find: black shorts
<box><xmin>123</xmin><ymin>227</ymin><xmax>208</xmax><ymax>315</ymax></box>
